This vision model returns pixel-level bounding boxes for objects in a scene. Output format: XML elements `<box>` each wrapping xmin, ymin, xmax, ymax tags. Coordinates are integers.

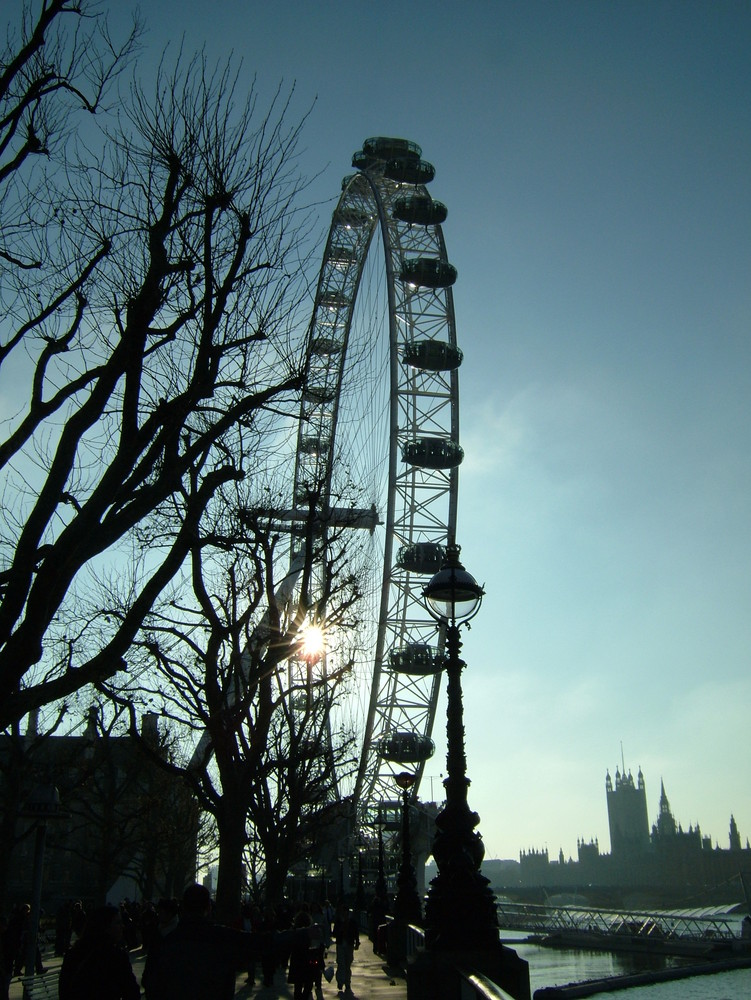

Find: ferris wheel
<box><xmin>289</xmin><ymin>137</ymin><xmax>464</xmax><ymax>828</ymax></box>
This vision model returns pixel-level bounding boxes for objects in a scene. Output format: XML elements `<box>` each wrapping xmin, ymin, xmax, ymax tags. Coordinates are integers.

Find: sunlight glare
<box><xmin>298</xmin><ymin>624</ymin><xmax>325</xmax><ymax>664</ymax></box>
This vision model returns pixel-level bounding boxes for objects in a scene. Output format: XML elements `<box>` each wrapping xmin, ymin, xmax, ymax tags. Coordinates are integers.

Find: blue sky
<box><xmin>88</xmin><ymin>1</ymin><xmax>751</xmax><ymax>862</ymax></box>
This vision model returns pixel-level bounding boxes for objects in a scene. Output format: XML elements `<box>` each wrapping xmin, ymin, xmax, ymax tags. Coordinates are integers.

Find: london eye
<box><xmin>287</xmin><ymin>137</ymin><xmax>464</xmax><ymax>836</ymax></box>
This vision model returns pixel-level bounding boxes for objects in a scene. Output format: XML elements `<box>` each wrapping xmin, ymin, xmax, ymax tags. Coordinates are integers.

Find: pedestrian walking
<box><xmin>58</xmin><ymin>905</ymin><xmax>140</xmax><ymax>1000</ymax></box>
<box><xmin>288</xmin><ymin>911</ymin><xmax>324</xmax><ymax>1000</ymax></box>
<box><xmin>142</xmin><ymin>883</ymin><xmax>261</xmax><ymax>1000</ymax></box>
<box><xmin>332</xmin><ymin>901</ymin><xmax>359</xmax><ymax>995</ymax></box>
<box><xmin>0</xmin><ymin>915</ymin><xmax>12</xmax><ymax>1000</ymax></box>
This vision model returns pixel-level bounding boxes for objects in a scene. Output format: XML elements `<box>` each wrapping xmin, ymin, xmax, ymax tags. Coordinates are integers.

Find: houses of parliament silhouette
<box><xmin>508</xmin><ymin>765</ymin><xmax>751</xmax><ymax>908</ymax></box>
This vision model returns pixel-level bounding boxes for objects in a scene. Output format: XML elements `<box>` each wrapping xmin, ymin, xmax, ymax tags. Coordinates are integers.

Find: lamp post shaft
<box><xmin>393</xmin><ymin>787</ymin><xmax>421</xmax><ymax>924</ymax></box>
<box><xmin>375</xmin><ymin>824</ymin><xmax>387</xmax><ymax>899</ymax></box>
<box><xmin>414</xmin><ymin>544</ymin><xmax>532</xmax><ymax>1000</ymax></box>
<box><xmin>443</xmin><ymin>624</ymin><xmax>469</xmax><ymax>807</ymax></box>
<box><xmin>424</xmin><ymin>622</ymin><xmax>498</xmax><ymax>951</ymax></box>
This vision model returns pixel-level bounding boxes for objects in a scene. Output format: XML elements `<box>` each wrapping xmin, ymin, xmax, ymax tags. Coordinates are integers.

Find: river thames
<box><xmin>502</xmin><ymin>932</ymin><xmax>751</xmax><ymax>998</ymax></box>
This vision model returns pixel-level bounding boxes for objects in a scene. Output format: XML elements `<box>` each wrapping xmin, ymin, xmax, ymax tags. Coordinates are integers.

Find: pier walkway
<box><xmin>496</xmin><ymin>900</ymin><xmax>743</xmax><ymax>949</ymax></box>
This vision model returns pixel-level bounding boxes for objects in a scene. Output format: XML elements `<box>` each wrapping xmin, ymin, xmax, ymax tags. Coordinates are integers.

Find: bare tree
<box><xmin>0</xmin><ymin>10</ymin><xmax>314</xmax><ymax>725</ymax></box>
<box><xmin>109</xmin><ymin>477</ymin><xmax>367</xmax><ymax>921</ymax></box>
<box><xmin>247</xmin><ymin>692</ymin><xmax>358</xmax><ymax>906</ymax></box>
<box><xmin>1</xmin><ymin>1</ymin><xmax>140</xmax><ymax>257</ymax></box>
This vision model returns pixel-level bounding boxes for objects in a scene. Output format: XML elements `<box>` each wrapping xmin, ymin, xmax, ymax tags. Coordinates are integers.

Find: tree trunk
<box><xmin>264</xmin><ymin>856</ymin><xmax>291</xmax><ymax>907</ymax></box>
<box><xmin>214</xmin><ymin>795</ymin><xmax>249</xmax><ymax>923</ymax></box>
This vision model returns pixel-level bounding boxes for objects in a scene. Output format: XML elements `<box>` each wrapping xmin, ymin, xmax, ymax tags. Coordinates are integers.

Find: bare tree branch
<box><xmin>0</xmin><ymin>22</ymin><xmax>315</xmax><ymax>726</ymax></box>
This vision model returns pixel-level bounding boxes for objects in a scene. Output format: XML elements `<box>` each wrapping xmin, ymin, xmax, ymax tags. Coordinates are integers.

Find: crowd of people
<box><xmin>0</xmin><ymin>901</ymin><xmax>51</xmax><ymax>995</ymax></box>
<box><xmin>1</xmin><ymin>886</ymin><xmax>380</xmax><ymax>1000</ymax></box>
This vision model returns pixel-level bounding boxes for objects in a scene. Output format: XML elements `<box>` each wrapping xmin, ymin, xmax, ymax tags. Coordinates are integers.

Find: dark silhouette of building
<box><xmin>509</xmin><ymin>765</ymin><xmax>751</xmax><ymax>907</ymax></box>
<box><xmin>577</xmin><ymin>837</ymin><xmax>600</xmax><ymax>866</ymax></box>
<box><xmin>0</xmin><ymin>710</ymin><xmax>198</xmax><ymax>914</ymax></box>
<box><xmin>730</xmin><ymin>814</ymin><xmax>742</xmax><ymax>852</ymax></box>
<box><xmin>606</xmin><ymin>766</ymin><xmax>650</xmax><ymax>858</ymax></box>
<box><xmin>518</xmin><ymin>847</ymin><xmax>549</xmax><ymax>882</ymax></box>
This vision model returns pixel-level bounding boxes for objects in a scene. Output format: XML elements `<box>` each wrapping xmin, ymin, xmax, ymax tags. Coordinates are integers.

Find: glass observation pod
<box><xmin>302</xmin><ymin>385</ymin><xmax>337</xmax><ymax>405</ymax></box>
<box><xmin>377</xmin><ymin>801</ymin><xmax>403</xmax><ymax>832</ymax></box>
<box><xmin>402</xmin><ymin>340</ymin><xmax>463</xmax><ymax>372</ymax></box>
<box><xmin>352</xmin><ymin>136</ymin><xmax>423</xmax><ymax>170</ymax></box>
<box><xmin>402</xmin><ymin>437</ymin><xmax>464</xmax><ymax>470</ymax></box>
<box><xmin>329</xmin><ymin>245</ymin><xmax>358</xmax><ymax>266</ymax></box>
<box><xmin>389</xmin><ymin>643</ymin><xmax>445</xmax><ymax>676</ymax></box>
<box><xmin>379</xmin><ymin>731</ymin><xmax>436</xmax><ymax>764</ymax></box>
<box><xmin>395</xmin><ymin>541</ymin><xmax>445</xmax><ymax>575</ymax></box>
<box><xmin>311</xmin><ymin>336</ymin><xmax>344</xmax><ymax>356</ymax></box>
<box><xmin>351</xmin><ymin>138</ymin><xmax>434</xmax><ymax>184</ymax></box>
<box><xmin>393</xmin><ymin>194</ymin><xmax>448</xmax><ymax>226</ymax></box>
<box><xmin>299</xmin><ymin>435</ymin><xmax>330</xmax><ymax>457</ymax></box>
<box><xmin>351</xmin><ymin>150</ymin><xmax>376</xmax><ymax>171</ymax></box>
<box><xmin>293</xmin><ymin>484</ymin><xmax>322</xmax><ymax>507</ymax></box>
<box><xmin>318</xmin><ymin>289</ymin><xmax>350</xmax><ymax>310</ymax></box>
<box><xmin>335</xmin><ymin>206</ymin><xmax>372</xmax><ymax>229</ymax></box>
<box><xmin>363</xmin><ymin>136</ymin><xmax>422</xmax><ymax>160</ymax></box>
<box><xmin>382</xmin><ymin>157</ymin><xmax>435</xmax><ymax>185</ymax></box>
<box><xmin>400</xmin><ymin>257</ymin><xmax>458</xmax><ymax>289</ymax></box>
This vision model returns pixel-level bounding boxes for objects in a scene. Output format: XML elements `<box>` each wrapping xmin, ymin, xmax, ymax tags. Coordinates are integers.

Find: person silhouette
<box><xmin>59</xmin><ymin>905</ymin><xmax>139</xmax><ymax>1000</ymax></box>
<box><xmin>142</xmin><ymin>883</ymin><xmax>261</xmax><ymax>1000</ymax></box>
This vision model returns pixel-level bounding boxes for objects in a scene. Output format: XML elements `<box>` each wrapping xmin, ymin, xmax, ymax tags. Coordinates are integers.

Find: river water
<box><xmin>501</xmin><ymin>931</ymin><xmax>751</xmax><ymax>999</ymax></box>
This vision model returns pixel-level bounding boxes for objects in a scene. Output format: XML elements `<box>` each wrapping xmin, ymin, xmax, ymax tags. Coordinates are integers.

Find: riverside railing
<box><xmin>405</xmin><ymin>921</ymin><xmax>425</xmax><ymax>960</ymax></box>
<box><xmin>399</xmin><ymin>922</ymin><xmax>520</xmax><ymax>1000</ymax></box>
<box><xmin>458</xmin><ymin>969</ymin><xmax>518</xmax><ymax>1000</ymax></box>
<box><xmin>495</xmin><ymin>900</ymin><xmax>740</xmax><ymax>943</ymax></box>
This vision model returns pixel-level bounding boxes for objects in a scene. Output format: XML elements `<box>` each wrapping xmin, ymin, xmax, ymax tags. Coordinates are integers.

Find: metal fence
<box><xmin>495</xmin><ymin>900</ymin><xmax>740</xmax><ymax>943</ymax></box>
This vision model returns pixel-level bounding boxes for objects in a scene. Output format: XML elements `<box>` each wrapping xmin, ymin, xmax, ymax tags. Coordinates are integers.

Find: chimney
<box><xmin>25</xmin><ymin>709</ymin><xmax>39</xmax><ymax>738</ymax></box>
<box><xmin>84</xmin><ymin>705</ymin><xmax>98</xmax><ymax>739</ymax></box>
<box><xmin>141</xmin><ymin>712</ymin><xmax>160</xmax><ymax>745</ymax></box>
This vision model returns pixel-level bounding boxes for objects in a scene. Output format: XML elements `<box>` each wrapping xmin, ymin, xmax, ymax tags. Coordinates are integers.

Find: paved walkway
<box><xmin>224</xmin><ymin>945</ymin><xmax>408</xmax><ymax>1000</ymax></box>
<box><xmin>10</xmin><ymin>942</ymin><xmax>408</xmax><ymax>999</ymax></box>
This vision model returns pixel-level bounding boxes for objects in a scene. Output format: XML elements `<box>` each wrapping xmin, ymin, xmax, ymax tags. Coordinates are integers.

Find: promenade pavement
<box><xmin>223</xmin><ymin>943</ymin><xmax>408</xmax><ymax>1000</ymax></box>
<box><xmin>9</xmin><ymin>939</ymin><xmax>408</xmax><ymax>999</ymax></box>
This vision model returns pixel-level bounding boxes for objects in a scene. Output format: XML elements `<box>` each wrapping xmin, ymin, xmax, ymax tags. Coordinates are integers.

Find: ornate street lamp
<box><xmin>355</xmin><ymin>845</ymin><xmax>365</xmax><ymax>912</ymax></box>
<box><xmin>392</xmin><ymin>771</ymin><xmax>422</xmax><ymax>925</ymax></box>
<box><xmin>421</xmin><ymin>543</ymin><xmax>499</xmax><ymax>951</ymax></box>
<box><xmin>375</xmin><ymin>820</ymin><xmax>387</xmax><ymax>899</ymax></box>
<box><xmin>338</xmin><ymin>854</ymin><xmax>346</xmax><ymax>898</ymax></box>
